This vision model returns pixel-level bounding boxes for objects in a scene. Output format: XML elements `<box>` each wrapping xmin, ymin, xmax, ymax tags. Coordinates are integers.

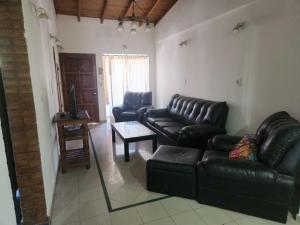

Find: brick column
<box><xmin>0</xmin><ymin>1</ymin><xmax>48</xmax><ymax>224</ymax></box>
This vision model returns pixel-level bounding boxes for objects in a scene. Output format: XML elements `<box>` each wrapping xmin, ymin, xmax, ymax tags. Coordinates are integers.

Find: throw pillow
<box><xmin>229</xmin><ymin>135</ymin><xmax>257</xmax><ymax>161</ymax></box>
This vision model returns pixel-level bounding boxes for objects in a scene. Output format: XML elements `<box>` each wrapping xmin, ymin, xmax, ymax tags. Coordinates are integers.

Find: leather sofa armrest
<box><xmin>199</xmin><ymin>158</ymin><xmax>294</xmax><ymax>189</ymax></box>
<box><xmin>209</xmin><ymin>135</ymin><xmax>243</xmax><ymax>152</ymax></box>
<box><xmin>144</xmin><ymin>108</ymin><xmax>169</xmax><ymax>118</ymax></box>
<box><xmin>137</xmin><ymin>105</ymin><xmax>154</xmax><ymax>113</ymax></box>
<box><xmin>177</xmin><ymin>124</ymin><xmax>226</xmax><ymax>148</ymax></box>
<box><xmin>137</xmin><ymin>105</ymin><xmax>154</xmax><ymax>122</ymax></box>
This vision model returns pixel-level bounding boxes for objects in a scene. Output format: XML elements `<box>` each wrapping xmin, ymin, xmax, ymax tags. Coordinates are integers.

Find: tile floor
<box><xmin>50</xmin><ymin>122</ymin><xmax>300</xmax><ymax>225</ymax></box>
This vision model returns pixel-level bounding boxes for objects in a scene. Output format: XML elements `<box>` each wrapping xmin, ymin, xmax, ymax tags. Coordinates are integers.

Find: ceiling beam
<box><xmin>119</xmin><ymin>0</ymin><xmax>133</xmax><ymax>21</ymax></box>
<box><xmin>77</xmin><ymin>0</ymin><xmax>81</xmax><ymax>21</ymax></box>
<box><xmin>139</xmin><ymin>0</ymin><xmax>160</xmax><ymax>26</ymax></box>
<box><xmin>100</xmin><ymin>0</ymin><xmax>108</xmax><ymax>23</ymax></box>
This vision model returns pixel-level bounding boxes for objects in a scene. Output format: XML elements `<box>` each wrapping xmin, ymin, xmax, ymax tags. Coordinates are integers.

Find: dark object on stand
<box><xmin>69</xmin><ymin>85</ymin><xmax>78</xmax><ymax>119</ymax></box>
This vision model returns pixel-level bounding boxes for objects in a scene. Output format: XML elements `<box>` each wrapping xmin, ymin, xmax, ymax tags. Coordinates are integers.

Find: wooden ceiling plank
<box><xmin>146</xmin><ymin>0</ymin><xmax>160</xmax><ymax>18</ymax></box>
<box><xmin>77</xmin><ymin>0</ymin><xmax>81</xmax><ymax>21</ymax></box>
<box><xmin>139</xmin><ymin>0</ymin><xmax>159</xmax><ymax>26</ymax></box>
<box><xmin>154</xmin><ymin>0</ymin><xmax>177</xmax><ymax>25</ymax></box>
<box><xmin>100</xmin><ymin>0</ymin><xmax>108</xmax><ymax>23</ymax></box>
<box><xmin>119</xmin><ymin>0</ymin><xmax>133</xmax><ymax>21</ymax></box>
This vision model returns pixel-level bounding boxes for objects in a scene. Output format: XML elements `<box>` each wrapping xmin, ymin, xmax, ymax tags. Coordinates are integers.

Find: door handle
<box><xmin>93</xmin><ymin>92</ymin><xmax>97</xmax><ymax>95</ymax></box>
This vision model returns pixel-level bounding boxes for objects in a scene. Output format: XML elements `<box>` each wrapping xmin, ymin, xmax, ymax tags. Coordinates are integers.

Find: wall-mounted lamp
<box><xmin>50</xmin><ymin>34</ymin><xmax>64</xmax><ymax>51</ymax></box>
<box><xmin>233</xmin><ymin>22</ymin><xmax>246</xmax><ymax>34</ymax></box>
<box><xmin>31</xmin><ymin>1</ymin><xmax>49</xmax><ymax>20</ymax></box>
<box><xmin>179</xmin><ymin>40</ymin><xmax>188</xmax><ymax>47</ymax></box>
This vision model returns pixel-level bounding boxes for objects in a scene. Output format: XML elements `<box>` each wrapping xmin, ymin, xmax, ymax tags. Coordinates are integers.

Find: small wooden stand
<box><xmin>53</xmin><ymin>111</ymin><xmax>91</xmax><ymax>173</ymax></box>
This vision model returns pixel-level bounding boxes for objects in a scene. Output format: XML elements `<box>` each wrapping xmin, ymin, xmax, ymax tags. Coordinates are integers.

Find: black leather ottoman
<box><xmin>146</xmin><ymin>145</ymin><xmax>203</xmax><ymax>199</ymax></box>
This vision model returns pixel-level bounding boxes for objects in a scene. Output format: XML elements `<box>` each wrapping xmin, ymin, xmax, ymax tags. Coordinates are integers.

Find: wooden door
<box><xmin>60</xmin><ymin>53</ymin><xmax>99</xmax><ymax>122</ymax></box>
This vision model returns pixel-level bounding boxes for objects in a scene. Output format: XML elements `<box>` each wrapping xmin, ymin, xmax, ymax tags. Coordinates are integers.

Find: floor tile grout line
<box><xmin>89</xmin><ymin>129</ymin><xmax>113</xmax><ymax>211</ymax></box>
<box><xmin>89</xmin><ymin>128</ymin><xmax>173</xmax><ymax>213</ymax></box>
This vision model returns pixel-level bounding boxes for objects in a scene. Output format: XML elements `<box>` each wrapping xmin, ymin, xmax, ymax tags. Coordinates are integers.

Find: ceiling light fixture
<box><xmin>116</xmin><ymin>0</ymin><xmax>153</xmax><ymax>34</ymax></box>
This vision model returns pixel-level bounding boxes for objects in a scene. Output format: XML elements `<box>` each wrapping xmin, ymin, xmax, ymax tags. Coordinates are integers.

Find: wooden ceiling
<box><xmin>54</xmin><ymin>0</ymin><xmax>178</xmax><ymax>25</ymax></box>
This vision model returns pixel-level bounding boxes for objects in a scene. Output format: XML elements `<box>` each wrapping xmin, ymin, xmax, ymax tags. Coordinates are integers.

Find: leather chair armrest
<box><xmin>112</xmin><ymin>104</ymin><xmax>125</xmax><ymax>122</ymax></box>
<box><xmin>199</xmin><ymin>158</ymin><xmax>294</xmax><ymax>189</ymax></box>
<box><xmin>209</xmin><ymin>135</ymin><xmax>243</xmax><ymax>152</ymax></box>
<box><xmin>177</xmin><ymin>124</ymin><xmax>226</xmax><ymax>148</ymax></box>
<box><xmin>144</xmin><ymin>108</ymin><xmax>169</xmax><ymax>118</ymax></box>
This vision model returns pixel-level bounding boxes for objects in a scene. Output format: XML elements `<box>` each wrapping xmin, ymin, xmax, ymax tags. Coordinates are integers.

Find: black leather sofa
<box><xmin>147</xmin><ymin>111</ymin><xmax>300</xmax><ymax>223</ymax></box>
<box><xmin>198</xmin><ymin>111</ymin><xmax>300</xmax><ymax>223</ymax></box>
<box><xmin>112</xmin><ymin>91</ymin><xmax>152</xmax><ymax>122</ymax></box>
<box><xmin>144</xmin><ymin>94</ymin><xmax>229</xmax><ymax>148</ymax></box>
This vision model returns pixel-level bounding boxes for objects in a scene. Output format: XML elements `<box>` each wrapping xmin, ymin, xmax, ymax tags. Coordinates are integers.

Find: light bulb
<box><xmin>131</xmin><ymin>21</ymin><xmax>138</xmax><ymax>29</ymax></box>
<box><xmin>145</xmin><ymin>22</ymin><xmax>152</xmax><ymax>32</ymax></box>
<box><xmin>117</xmin><ymin>21</ymin><xmax>124</xmax><ymax>32</ymax></box>
<box><xmin>130</xmin><ymin>28</ymin><xmax>137</xmax><ymax>35</ymax></box>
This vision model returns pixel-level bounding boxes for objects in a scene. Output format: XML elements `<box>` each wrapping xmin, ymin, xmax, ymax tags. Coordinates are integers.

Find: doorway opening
<box><xmin>102</xmin><ymin>54</ymin><xmax>150</xmax><ymax>121</ymax></box>
<box><xmin>60</xmin><ymin>53</ymin><xmax>100</xmax><ymax>122</ymax></box>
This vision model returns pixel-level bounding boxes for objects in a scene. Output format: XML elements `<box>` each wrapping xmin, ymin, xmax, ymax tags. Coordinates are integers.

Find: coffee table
<box><xmin>111</xmin><ymin>121</ymin><xmax>157</xmax><ymax>162</ymax></box>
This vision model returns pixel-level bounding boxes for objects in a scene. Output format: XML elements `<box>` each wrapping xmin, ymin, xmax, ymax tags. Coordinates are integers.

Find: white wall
<box><xmin>155</xmin><ymin>0</ymin><xmax>300</xmax><ymax>134</ymax></box>
<box><xmin>57</xmin><ymin>15</ymin><xmax>156</xmax><ymax>120</ymax></box>
<box><xmin>0</xmin><ymin>120</ymin><xmax>16</xmax><ymax>225</ymax></box>
<box><xmin>21</xmin><ymin>0</ymin><xmax>60</xmax><ymax>215</ymax></box>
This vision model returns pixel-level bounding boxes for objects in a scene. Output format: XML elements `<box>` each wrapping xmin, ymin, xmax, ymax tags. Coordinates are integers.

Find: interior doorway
<box><xmin>60</xmin><ymin>53</ymin><xmax>100</xmax><ymax>122</ymax></box>
<box><xmin>102</xmin><ymin>54</ymin><xmax>150</xmax><ymax>121</ymax></box>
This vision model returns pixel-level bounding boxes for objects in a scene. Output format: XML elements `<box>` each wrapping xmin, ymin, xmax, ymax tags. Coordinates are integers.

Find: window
<box><xmin>103</xmin><ymin>54</ymin><xmax>150</xmax><ymax>107</ymax></box>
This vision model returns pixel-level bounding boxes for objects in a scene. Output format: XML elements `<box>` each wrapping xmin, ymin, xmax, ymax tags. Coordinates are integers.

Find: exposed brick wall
<box><xmin>0</xmin><ymin>1</ymin><xmax>48</xmax><ymax>224</ymax></box>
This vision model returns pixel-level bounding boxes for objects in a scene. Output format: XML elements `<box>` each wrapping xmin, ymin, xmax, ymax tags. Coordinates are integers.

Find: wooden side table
<box><xmin>53</xmin><ymin>111</ymin><xmax>91</xmax><ymax>173</ymax></box>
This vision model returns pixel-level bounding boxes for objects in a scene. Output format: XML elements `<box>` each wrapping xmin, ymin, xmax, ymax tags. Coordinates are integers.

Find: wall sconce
<box><xmin>179</xmin><ymin>40</ymin><xmax>188</xmax><ymax>47</ymax></box>
<box><xmin>233</xmin><ymin>22</ymin><xmax>246</xmax><ymax>34</ymax></box>
<box><xmin>50</xmin><ymin>34</ymin><xmax>64</xmax><ymax>51</ymax></box>
<box><xmin>31</xmin><ymin>1</ymin><xmax>49</xmax><ymax>20</ymax></box>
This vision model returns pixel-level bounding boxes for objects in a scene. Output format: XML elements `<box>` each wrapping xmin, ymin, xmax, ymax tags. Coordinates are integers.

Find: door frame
<box><xmin>60</xmin><ymin>53</ymin><xmax>100</xmax><ymax>122</ymax></box>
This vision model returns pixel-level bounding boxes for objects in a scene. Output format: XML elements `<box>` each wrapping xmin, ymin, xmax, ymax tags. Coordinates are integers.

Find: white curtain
<box><xmin>103</xmin><ymin>55</ymin><xmax>150</xmax><ymax>107</ymax></box>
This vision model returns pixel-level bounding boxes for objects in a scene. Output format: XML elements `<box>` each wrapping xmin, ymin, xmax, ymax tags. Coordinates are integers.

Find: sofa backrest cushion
<box><xmin>167</xmin><ymin>94</ymin><xmax>228</xmax><ymax>127</ymax></box>
<box><xmin>123</xmin><ymin>91</ymin><xmax>152</xmax><ymax>110</ymax></box>
<box><xmin>256</xmin><ymin>111</ymin><xmax>300</xmax><ymax>170</ymax></box>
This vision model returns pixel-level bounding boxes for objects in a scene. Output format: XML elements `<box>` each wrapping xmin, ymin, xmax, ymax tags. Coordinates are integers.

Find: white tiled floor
<box><xmin>50</xmin><ymin>123</ymin><xmax>300</xmax><ymax>225</ymax></box>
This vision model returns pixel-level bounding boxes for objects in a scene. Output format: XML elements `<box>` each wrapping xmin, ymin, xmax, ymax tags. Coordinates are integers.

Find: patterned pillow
<box><xmin>229</xmin><ymin>135</ymin><xmax>257</xmax><ymax>161</ymax></box>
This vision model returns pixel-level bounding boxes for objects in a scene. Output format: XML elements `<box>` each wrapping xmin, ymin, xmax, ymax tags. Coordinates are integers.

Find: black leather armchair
<box><xmin>112</xmin><ymin>91</ymin><xmax>152</xmax><ymax>122</ymax></box>
<box><xmin>197</xmin><ymin>111</ymin><xmax>300</xmax><ymax>223</ymax></box>
<box><xmin>144</xmin><ymin>94</ymin><xmax>228</xmax><ymax>148</ymax></box>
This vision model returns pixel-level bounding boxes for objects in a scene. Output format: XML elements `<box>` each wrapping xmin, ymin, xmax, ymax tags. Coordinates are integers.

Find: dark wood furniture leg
<box><xmin>152</xmin><ymin>136</ymin><xmax>157</xmax><ymax>153</ymax></box>
<box><xmin>124</xmin><ymin>141</ymin><xmax>129</xmax><ymax>162</ymax></box>
<box><xmin>58</xmin><ymin>124</ymin><xmax>67</xmax><ymax>173</ymax></box>
<box><xmin>112</xmin><ymin>127</ymin><xmax>116</xmax><ymax>143</ymax></box>
<box><xmin>83</xmin><ymin>123</ymin><xmax>90</xmax><ymax>169</ymax></box>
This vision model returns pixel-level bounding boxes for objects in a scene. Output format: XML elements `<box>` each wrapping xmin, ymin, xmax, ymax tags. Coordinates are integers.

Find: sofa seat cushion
<box><xmin>147</xmin><ymin>117</ymin><xmax>174</xmax><ymax>125</ymax></box>
<box><xmin>120</xmin><ymin>111</ymin><xmax>137</xmax><ymax>120</ymax></box>
<box><xmin>163</xmin><ymin>127</ymin><xmax>183</xmax><ymax>139</ymax></box>
<box><xmin>202</xmin><ymin>150</ymin><xmax>228</xmax><ymax>162</ymax></box>
<box><xmin>154</xmin><ymin>121</ymin><xmax>185</xmax><ymax>128</ymax></box>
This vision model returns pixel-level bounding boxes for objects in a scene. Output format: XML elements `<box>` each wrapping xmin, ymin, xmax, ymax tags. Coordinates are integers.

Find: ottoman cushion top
<box><xmin>148</xmin><ymin>145</ymin><xmax>203</xmax><ymax>173</ymax></box>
